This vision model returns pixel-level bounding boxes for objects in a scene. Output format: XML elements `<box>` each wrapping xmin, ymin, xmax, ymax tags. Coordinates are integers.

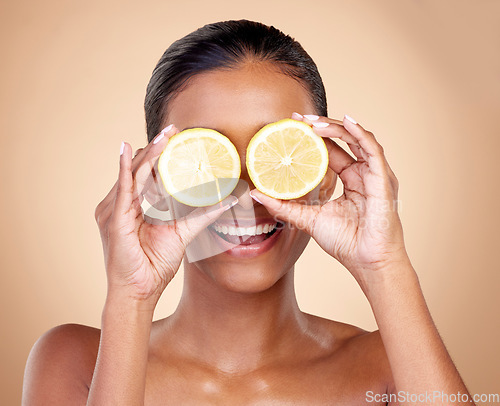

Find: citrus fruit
<box><xmin>246</xmin><ymin>119</ymin><xmax>328</xmax><ymax>200</ymax></box>
<box><xmin>157</xmin><ymin>128</ymin><xmax>241</xmax><ymax>207</ymax></box>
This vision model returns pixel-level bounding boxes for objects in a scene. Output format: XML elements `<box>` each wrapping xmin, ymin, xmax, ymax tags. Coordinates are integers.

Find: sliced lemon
<box><xmin>246</xmin><ymin>119</ymin><xmax>329</xmax><ymax>200</ymax></box>
<box><xmin>157</xmin><ymin>128</ymin><xmax>241</xmax><ymax>207</ymax></box>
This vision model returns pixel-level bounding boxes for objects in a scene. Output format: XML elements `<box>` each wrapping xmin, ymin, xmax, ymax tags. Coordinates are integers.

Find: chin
<box><xmin>206</xmin><ymin>261</ymin><xmax>290</xmax><ymax>294</ymax></box>
<box><xmin>185</xmin><ymin>224</ymin><xmax>311</xmax><ymax>295</ymax></box>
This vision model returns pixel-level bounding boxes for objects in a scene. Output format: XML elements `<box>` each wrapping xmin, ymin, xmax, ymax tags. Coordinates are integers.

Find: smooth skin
<box><xmin>23</xmin><ymin>62</ymin><xmax>474</xmax><ymax>405</ymax></box>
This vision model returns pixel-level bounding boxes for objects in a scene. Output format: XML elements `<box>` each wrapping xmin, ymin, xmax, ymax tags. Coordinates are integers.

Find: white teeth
<box><xmin>213</xmin><ymin>222</ymin><xmax>277</xmax><ymax>236</ymax></box>
<box><xmin>246</xmin><ymin>226</ymin><xmax>256</xmax><ymax>235</ymax></box>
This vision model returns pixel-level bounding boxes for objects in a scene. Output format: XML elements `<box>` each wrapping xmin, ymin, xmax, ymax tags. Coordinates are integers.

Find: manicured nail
<box><xmin>292</xmin><ymin>112</ymin><xmax>303</xmax><ymax>119</ymax></box>
<box><xmin>153</xmin><ymin>132</ymin><xmax>164</xmax><ymax>144</ymax></box>
<box><xmin>249</xmin><ymin>191</ymin><xmax>264</xmax><ymax>205</ymax></box>
<box><xmin>304</xmin><ymin>114</ymin><xmax>319</xmax><ymax>121</ymax></box>
<box><xmin>120</xmin><ymin>141</ymin><xmax>125</xmax><ymax>155</ymax></box>
<box><xmin>153</xmin><ymin>124</ymin><xmax>173</xmax><ymax>144</ymax></box>
<box><xmin>160</xmin><ymin>124</ymin><xmax>173</xmax><ymax>134</ymax></box>
<box><xmin>312</xmin><ymin>122</ymin><xmax>329</xmax><ymax>128</ymax></box>
<box><xmin>344</xmin><ymin>115</ymin><xmax>357</xmax><ymax>124</ymax></box>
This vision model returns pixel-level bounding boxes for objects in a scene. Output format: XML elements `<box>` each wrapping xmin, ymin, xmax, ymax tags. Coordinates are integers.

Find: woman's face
<box><xmin>164</xmin><ymin>62</ymin><xmax>335</xmax><ymax>293</ymax></box>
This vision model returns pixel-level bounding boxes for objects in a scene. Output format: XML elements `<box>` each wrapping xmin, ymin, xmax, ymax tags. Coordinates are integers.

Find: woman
<box><xmin>23</xmin><ymin>20</ymin><xmax>474</xmax><ymax>405</ymax></box>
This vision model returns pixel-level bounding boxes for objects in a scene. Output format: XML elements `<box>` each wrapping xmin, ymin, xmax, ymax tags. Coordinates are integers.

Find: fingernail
<box><xmin>304</xmin><ymin>114</ymin><xmax>319</xmax><ymax>121</ymax></box>
<box><xmin>154</xmin><ymin>124</ymin><xmax>173</xmax><ymax>144</ymax></box>
<box><xmin>120</xmin><ymin>141</ymin><xmax>125</xmax><ymax>155</ymax></box>
<box><xmin>249</xmin><ymin>191</ymin><xmax>264</xmax><ymax>205</ymax></box>
<box><xmin>153</xmin><ymin>132</ymin><xmax>164</xmax><ymax>144</ymax></box>
<box><xmin>160</xmin><ymin>124</ymin><xmax>173</xmax><ymax>134</ymax></box>
<box><xmin>344</xmin><ymin>115</ymin><xmax>357</xmax><ymax>124</ymax></box>
<box><xmin>312</xmin><ymin>122</ymin><xmax>329</xmax><ymax>128</ymax></box>
<box><xmin>292</xmin><ymin>112</ymin><xmax>303</xmax><ymax>119</ymax></box>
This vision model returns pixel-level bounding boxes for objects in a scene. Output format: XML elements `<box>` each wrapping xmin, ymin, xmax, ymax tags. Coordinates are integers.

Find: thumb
<box><xmin>249</xmin><ymin>190</ymin><xmax>319</xmax><ymax>235</ymax></box>
<box><xmin>174</xmin><ymin>196</ymin><xmax>239</xmax><ymax>246</ymax></box>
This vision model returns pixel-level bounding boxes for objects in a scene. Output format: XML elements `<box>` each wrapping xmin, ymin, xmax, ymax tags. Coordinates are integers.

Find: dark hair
<box><xmin>144</xmin><ymin>19</ymin><xmax>327</xmax><ymax>142</ymax></box>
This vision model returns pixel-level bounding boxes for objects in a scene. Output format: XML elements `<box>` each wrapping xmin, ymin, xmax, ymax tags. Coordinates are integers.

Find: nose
<box><xmin>231</xmin><ymin>149</ymin><xmax>259</xmax><ymax>210</ymax></box>
<box><xmin>231</xmin><ymin>178</ymin><xmax>255</xmax><ymax>210</ymax></box>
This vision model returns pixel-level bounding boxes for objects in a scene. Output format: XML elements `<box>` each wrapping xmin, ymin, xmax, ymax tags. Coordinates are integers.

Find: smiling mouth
<box><xmin>209</xmin><ymin>221</ymin><xmax>285</xmax><ymax>245</ymax></box>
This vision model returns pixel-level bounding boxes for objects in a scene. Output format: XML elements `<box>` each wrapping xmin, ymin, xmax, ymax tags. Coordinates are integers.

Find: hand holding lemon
<box><xmin>94</xmin><ymin>125</ymin><xmax>237</xmax><ymax>306</ymax></box>
<box><xmin>248</xmin><ymin>114</ymin><xmax>410</xmax><ymax>287</ymax></box>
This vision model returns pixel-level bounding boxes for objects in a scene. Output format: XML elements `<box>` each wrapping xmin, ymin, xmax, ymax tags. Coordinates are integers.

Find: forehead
<box><xmin>165</xmin><ymin>63</ymin><xmax>315</xmax><ymax>133</ymax></box>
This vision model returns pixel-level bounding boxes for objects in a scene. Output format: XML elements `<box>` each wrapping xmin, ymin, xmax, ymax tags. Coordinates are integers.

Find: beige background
<box><xmin>1</xmin><ymin>0</ymin><xmax>499</xmax><ymax>404</ymax></box>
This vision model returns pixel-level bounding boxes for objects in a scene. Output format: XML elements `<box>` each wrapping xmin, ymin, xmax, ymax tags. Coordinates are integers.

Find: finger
<box><xmin>300</xmin><ymin>113</ymin><xmax>344</xmax><ymax>127</ymax></box>
<box><xmin>347</xmin><ymin>144</ymin><xmax>365</xmax><ymax>162</ymax></box>
<box><xmin>174</xmin><ymin>196</ymin><xmax>239</xmax><ymax>247</ymax></box>
<box><xmin>314</xmin><ymin>123</ymin><xmax>367</xmax><ymax>164</ymax></box>
<box><xmin>291</xmin><ymin>112</ymin><xmax>307</xmax><ymax>122</ymax></box>
<box><xmin>248</xmin><ymin>189</ymin><xmax>320</xmax><ymax>235</ymax></box>
<box><xmin>340</xmin><ymin>116</ymin><xmax>387</xmax><ymax>174</ymax></box>
<box><xmin>323</xmin><ymin>138</ymin><xmax>356</xmax><ymax>174</ymax></box>
<box><xmin>341</xmin><ymin>117</ymin><xmax>399</xmax><ymax>197</ymax></box>
<box><xmin>131</xmin><ymin>124</ymin><xmax>176</xmax><ymax>178</ymax></box>
<box><xmin>293</xmin><ymin>112</ymin><xmax>360</xmax><ymax>148</ymax></box>
<box><xmin>323</xmin><ymin>116</ymin><xmax>396</xmax><ymax>187</ymax></box>
<box><xmin>293</xmin><ymin>112</ymin><xmax>368</xmax><ymax>163</ymax></box>
<box><xmin>302</xmin><ymin>118</ymin><xmax>364</xmax><ymax>156</ymax></box>
<box><xmin>385</xmin><ymin>163</ymin><xmax>399</xmax><ymax>195</ymax></box>
<box><xmin>96</xmin><ymin>150</ymin><xmax>152</xmax><ymax>226</ymax></box>
<box><xmin>302</xmin><ymin>115</ymin><xmax>375</xmax><ymax>161</ymax></box>
<box><xmin>113</xmin><ymin>142</ymin><xmax>134</xmax><ymax>217</ymax></box>
<box><xmin>96</xmin><ymin>125</ymin><xmax>176</xmax><ymax>221</ymax></box>
<box><xmin>291</xmin><ymin>114</ymin><xmax>398</xmax><ymax>201</ymax></box>
<box><xmin>309</xmin><ymin>116</ymin><xmax>387</xmax><ymax>176</ymax></box>
<box><xmin>132</xmin><ymin>125</ymin><xmax>178</xmax><ymax>201</ymax></box>
<box><xmin>134</xmin><ymin>148</ymin><xmax>144</xmax><ymax>158</ymax></box>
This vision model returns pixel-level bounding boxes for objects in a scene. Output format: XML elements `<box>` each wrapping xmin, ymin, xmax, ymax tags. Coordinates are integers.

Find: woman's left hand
<box><xmin>249</xmin><ymin>114</ymin><xmax>411</xmax><ymax>289</ymax></box>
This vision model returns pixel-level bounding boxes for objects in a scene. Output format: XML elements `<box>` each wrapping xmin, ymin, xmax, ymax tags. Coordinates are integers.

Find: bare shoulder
<box><xmin>303</xmin><ymin>311</ymin><xmax>372</xmax><ymax>345</ymax></box>
<box><xmin>305</xmin><ymin>312</ymin><xmax>383</xmax><ymax>346</ymax></box>
<box><xmin>303</xmin><ymin>313</ymin><xmax>394</xmax><ymax>387</ymax></box>
<box><xmin>23</xmin><ymin>323</ymin><xmax>100</xmax><ymax>405</ymax></box>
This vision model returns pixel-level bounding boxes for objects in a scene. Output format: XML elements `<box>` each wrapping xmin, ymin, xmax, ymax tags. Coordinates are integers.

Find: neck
<box><xmin>162</xmin><ymin>261</ymin><xmax>307</xmax><ymax>374</ymax></box>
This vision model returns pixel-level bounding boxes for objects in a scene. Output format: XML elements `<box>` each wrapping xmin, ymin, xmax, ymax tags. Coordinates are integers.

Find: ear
<box><xmin>318</xmin><ymin>167</ymin><xmax>337</xmax><ymax>203</ymax></box>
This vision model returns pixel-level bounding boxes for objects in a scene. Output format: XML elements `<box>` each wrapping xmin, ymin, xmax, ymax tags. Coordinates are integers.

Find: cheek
<box><xmin>289</xmin><ymin>228</ymin><xmax>311</xmax><ymax>252</ymax></box>
<box><xmin>280</xmin><ymin>226</ymin><xmax>312</xmax><ymax>271</ymax></box>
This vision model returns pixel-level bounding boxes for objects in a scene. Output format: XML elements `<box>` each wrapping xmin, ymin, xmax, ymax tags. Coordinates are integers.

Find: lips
<box><xmin>207</xmin><ymin>219</ymin><xmax>285</xmax><ymax>257</ymax></box>
<box><xmin>211</xmin><ymin>221</ymin><xmax>281</xmax><ymax>245</ymax></box>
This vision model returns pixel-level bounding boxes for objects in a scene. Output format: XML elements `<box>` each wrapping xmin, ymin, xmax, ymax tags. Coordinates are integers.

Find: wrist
<box><xmin>353</xmin><ymin>254</ymin><xmax>418</xmax><ymax>301</ymax></box>
<box><xmin>104</xmin><ymin>289</ymin><xmax>159</xmax><ymax>319</ymax></box>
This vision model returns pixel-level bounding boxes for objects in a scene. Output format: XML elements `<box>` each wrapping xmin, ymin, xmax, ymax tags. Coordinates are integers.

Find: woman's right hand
<box><xmin>94</xmin><ymin>125</ymin><xmax>238</xmax><ymax>306</ymax></box>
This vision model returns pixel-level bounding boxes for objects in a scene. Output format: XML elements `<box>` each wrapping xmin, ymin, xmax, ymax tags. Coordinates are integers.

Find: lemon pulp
<box><xmin>246</xmin><ymin>119</ymin><xmax>328</xmax><ymax>200</ymax></box>
<box><xmin>157</xmin><ymin>128</ymin><xmax>241</xmax><ymax>207</ymax></box>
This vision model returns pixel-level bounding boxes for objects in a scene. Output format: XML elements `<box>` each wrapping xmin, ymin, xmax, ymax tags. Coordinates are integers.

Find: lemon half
<box><xmin>246</xmin><ymin>119</ymin><xmax>328</xmax><ymax>200</ymax></box>
<box><xmin>157</xmin><ymin>128</ymin><xmax>241</xmax><ymax>207</ymax></box>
